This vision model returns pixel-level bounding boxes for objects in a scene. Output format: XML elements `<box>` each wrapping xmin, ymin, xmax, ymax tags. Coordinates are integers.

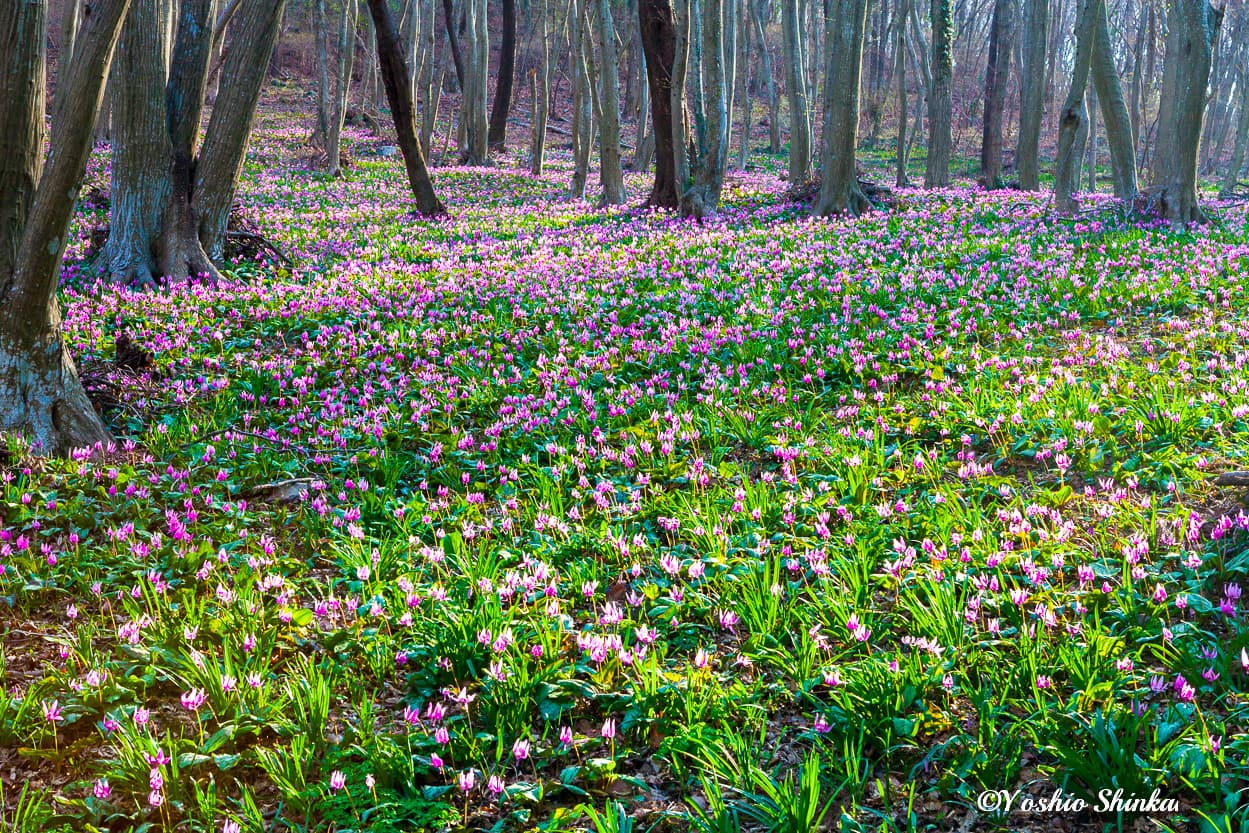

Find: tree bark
<box><xmin>750</xmin><ymin>0</ymin><xmax>781</xmax><ymax>154</ymax></box>
<box><xmin>924</xmin><ymin>0</ymin><xmax>952</xmax><ymax>187</ymax></box>
<box><xmin>780</xmin><ymin>0</ymin><xmax>811</xmax><ymax>184</ymax></box>
<box><xmin>327</xmin><ymin>0</ymin><xmax>358</xmax><ymax>176</ymax></box>
<box><xmin>1018</xmin><ymin>0</ymin><xmax>1048</xmax><ymax>190</ymax></box>
<box><xmin>2</xmin><ymin>0</ymin><xmax>130</xmax><ymax>456</ymax></box>
<box><xmin>1151</xmin><ymin>0</ymin><xmax>1221</xmax><ymax>223</ymax></box>
<box><xmin>980</xmin><ymin>0</ymin><xmax>1012</xmax><ymax>188</ymax></box>
<box><xmin>365</xmin><ymin>0</ymin><xmax>446</xmax><ymax>215</ymax></box>
<box><xmin>815</xmin><ymin>0</ymin><xmax>871</xmax><ymax>215</ymax></box>
<box><xmin>569</xmin><ymin>0</ymin><xmax>594</xmax><ymax>198</ymax></box>
<box><xmin>441</xmin><ymin>0</ymin><xmax>465</xmax><ymax>92</ymax></box>
<box><xmin>639</xmin><ymin>0</ymin><xmax>679</xmax><ymax>206</ymax></box>
<box><xmin>530</xmin><ymin>0</ymin><xmax>551</xmax><ymax>175</ymax></box>
<box><xmin>197</xmin><ymin>0</ymin><xmax>289</xmax><ymax>261</ymax></box>
<box><xmin>1220</xmin><ymin>63</ymin><xmax>1249</xmax><ymax>197</ymax></box>
<box><xmin>459</xmin><ymin>0</ymin><xmax>488</xmax><ymax>163</ymax></box>
<box><xmin>734</xmin><ymin>0</ymin><xmax>751</xmax><ymax>170</ymax></box>
<box><xmin>314</xmin><ymin>0</ymin><xmax>331</xmax><ymax>149</ymax></box>
<box><xmin>1090</xmin><ymin>0</ymin><xmax>1137</xmax><ymax>201</ymax></box>
<box><xmin>681</xmin><ymin>0</ymin><xmax>731</xmax><ymax>217</ymax></box>
<box><xmin>895</xmin><ymin>0</ymin><xmax>910</xmax><ymax>186</ymax></box>
<box><xmin>487</xmin><ymin>0</ymin><xmax>516</xmax><ymax>150</ymax></box>
<box><xmin>594</xmin><ymin>0</ymin><xmax>626</xmax><ymax>204</ymax></box>
<box><xmin>1055</xmin><ymin>0</ymin><xmax>1097</xmax><ymax>215</ymax></box>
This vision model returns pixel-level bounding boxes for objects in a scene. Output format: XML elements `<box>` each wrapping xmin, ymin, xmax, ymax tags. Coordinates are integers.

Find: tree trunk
<box><xmin>106</xmin><ymin>0</ymin><xmax>172</xmax><ymax>287</ymax></box>
<box><xmin>459</xmin><ymin>0</ymin><xmax>488</xmax><ymax>163</ymax></box>
<box><xmin>1054</xmin><ymin>0</ymin><xmax>1097</xmax><ymax>215</ymax></box>
<box><xmin>486</xmin><ymin>0</ymin><xmax>516</xmax><ymax>150</ymax></box>
<box><xmin>1018</xmin><ymin>0</ymin><xmax>1048</xmax><ymax>190</ymax></box>
<box><xmin>750</xmin><ymin>0</ymin><xmax>781</xmax><ymax>154</ymax></box>
<box><xmin>979</xmin><ymin>0</ymin><xmax>1012</xmax><ymax>187</ymax></box>
<box><xmin>328</xmin><ymin>0</ymin><xmax>358</xmax><ymax>176</ymax></box>
<box><xmin>894</xmin><ymin>0</ymin><xmax>910</xmax><ymax>186</ymax></box>
<box><xmin>569</xmin><ymin>0</ymin><xmax>594</xmax><ymax>199</ymax></box>
<box><xmin>314</xmin><ymin>0</ymin><xmax>331</xmax><ymax>149</ymax></box>
<box><xmin>441</xmin><ymin>0</ymin><xmax>465</xmax><ymax>92</ymax></box>
<box><xmin>1151</xmin><ymin>0</ymin><xmax>1221</xmax><ymax>223</ymax></box>
<box><xmin>2</xmin><ymin>0</ymin><xmax>130</xmax><ymax>456</ymax></box>
<box><xmin>815</xmin><ymin>0</ymin><xmax>870</xmax><ymax>215</ymax></box>
<box><xmin>924</xmin><ymin>0</ymin><xmax>952</xmax><ymax>187</ymax></box>
<box><xmin>594</xmin><ymin>0</ymin><xmax>626</xmax><ymax>203</ymax></box>
<box><xmin>50</xmin><ymin>0</ymin><xmax>81</xmax><ymax>128</ymax></box>
<box><xmin>1085</xmin><ymin>84</ymin><xmax>1098</xmax><ymax>192</ymax></box>
<box><xmin>365</xmin><ymin>0</ymin><xmax>446</xmax><ymax>214</ymax></box>
<box><xmin>640</xmin><ymin>0</ymin><xmax>679</xmax><ymax>206</ymax></box>
<box><xmin>1090</xmin><ymin>0</ymin><xmax>1137</xmax><ymax>201</ymax></box>
<box><xmin>197</xmin><ymin>0</ymin><xmax>289</xmax><ymax>261</ymax></box>
<box><xmin>1220</xmin><ymin>63</ymin><xmax>1249</xmax><ymax>197</ymax></box>
<box><xmin>734</xmin><ymin>0</ymin><xmax>751</xmax><ymax>170</ymax></box>
<box><xmin>780</xmin><ymin>0</ymin><xmax>811</xmax><ymax>184</ymax></box>
<box><xmin>682</xmin><ymin>0</ymin><xmax>731</xmax><ymax>217</ymax></box>
<box><xmin>530</xmin><ymin>0</ymin><xmax>551</xmax><ymax>175</ymax></box>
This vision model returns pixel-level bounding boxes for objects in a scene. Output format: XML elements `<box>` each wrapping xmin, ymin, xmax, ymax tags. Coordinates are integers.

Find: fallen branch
<box><xmin>225</xmin><ymin>230</ymin><xmax>292</xmax><ymax>265</ymax></box>
<box><xmin>1214</xmin><ymin>471</ymin><xmax>1249</xmax><ymax>486</ymax></box>
<box><xmin>242</xmin><ymin>477</ymin><xmax>319</xmax><ymax>505</ymax></box>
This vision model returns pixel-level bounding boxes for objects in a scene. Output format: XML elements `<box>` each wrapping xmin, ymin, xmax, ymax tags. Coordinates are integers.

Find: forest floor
<box><xmin>2</xmin><ymin>98</ymin><xmax>1249</xmax><ymax>832</ymax></box>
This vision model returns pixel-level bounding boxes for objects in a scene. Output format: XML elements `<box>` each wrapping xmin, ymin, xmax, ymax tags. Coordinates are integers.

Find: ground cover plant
<box><xmin>3</xmin><ymin>105</ymin><xmax>1249</xmax><ymax>833</ymax></box>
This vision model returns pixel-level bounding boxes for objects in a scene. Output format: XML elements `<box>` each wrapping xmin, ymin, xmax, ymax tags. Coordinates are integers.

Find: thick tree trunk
<box><xmin>50</xmin><ymin>0</ymin><xmax>80</xmax><ymax>128</ymax></box>
<box><xmin>197</xmin><ymin>0</ymin><xmax>289</xmax><ymax>261</ymax></box>
<box><xmin>314</xmin><ymin>0</ymin><xmax>331</xmax><ymax>148</ymax></box>
<box><xmin>365</xmin><ymin>0</ymin><xmax>446</xmax><ymax>215</ymax></box>
<box><xmin>1055</xmin><ymin>0</ymin><xmax>1097</xmax><ymax>215</ymax></box>
<box><xmin>780</xmin><ymin>0</ymin><xmax>811</xmax><ymax>184</ymax></box>
<box><xmin>107</xmin><ymin>0</ymin><xmax>171</xmax><ymax>287</ymax></box>
<box><xmin>1151</xmin><ymin>0</ymin><xmax>1221</xmax><ymax>223</ymax></box>
<box><xmin>2</xmin><ymin>0</ymin><xmax>130</xmax><ymax>456</ymax></box>
<box><xmin>640</xmin><ymin>0</ymin><xmax>679</xmax><ymax>206</ymax></box>
<box><xmin>682</xmin><ymin>0</ymin><xmax>731</xmax><ymax>217</ymax></box>
<box><xmin>1220</xmin><ymin>66</ymin><xmax>1249</xmax><ymax>197</ymax></box>
<box><xmin>595</xmin><ymin>0</ymin><xmax>626</xmax><ymax>203</ymax></box>
<box><xmin>459</xmin><ymin>0</ymin><xmax>488</xmax><ymax>163</ymax></box>
<box><xmin>924</xmin><ymin>0</ymin><xmax>952</xmax><ymax>187</ymax></box>
<box><xmin>980</xmin><ymin>0</ymin><xmax>1012</xmax><ymax>188</ymax></box>
<box><xmin>487</xmin><ymin>0</ymin><xmax>516</xmax><ymax>150</ymax></box>
<box><xmin>670</xmin><ymin>0</ymin><xmax>691</xmax><ymax>202</ymax></box>
<box><xmin>815</xmin><ymin>0</ymin><xmax>870</xmax><ymax>215</ymax></box>
<box><xmin>327</xmin><ymin>0</ymin><xmax>358</xmax><ymax>177</ymax></box>
<box><xmin>1018</xmin><ymin>0</ymin><xmax>1048</xmax><ymax>190</ymax></box>
<box><xmin>1090</xmin><ymin>0</ymin><xmax>1137</xmax><ymax>201</ymax></box>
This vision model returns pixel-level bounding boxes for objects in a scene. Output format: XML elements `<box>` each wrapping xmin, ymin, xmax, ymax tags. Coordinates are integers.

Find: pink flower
<box><xmin>329</xmin><ymin>770</ymin><xmax>346</xmax><ymax>791</ymax></box>
<box><xmin>181</xmin><ymin>688</ymin><xmax>208</xmax><ymax>712</ymax></box>
<box><xmin>93</xmin><ymin>778</ymin><xmax>111</xmax><ymax>800</ymax></box>
<box><xmin>458</xmin><ymin>769</ymin><xmax>476</xmax><ymax>792</ymax></box>
<box><xmin>601</xmin><ymin>718</ymin><xmax>617</xmax><ymax>740</ymax></box>
<box><xmin>42</xmin><ymin>700</ymin><xmax>63</xmax><ymax>723</ymax></box>
<box><xmin>487</xmin><ymin>774</ymin><xmax>506</xmax><ymax>795</ymax></box>
<box><xmin>513</xmin><ymin>738</ymin><xmax>530</xmax><ymax>761</ymax></box>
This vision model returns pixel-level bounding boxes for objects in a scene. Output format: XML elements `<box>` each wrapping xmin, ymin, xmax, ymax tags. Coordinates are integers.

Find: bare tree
<box><xmin>681</xmin><ymin>0</ymin><xmax>733</xmax><ymax>217</ymax></box>
<box><xmin>780</xmin><ymin>0</ymin><xmax>812</xmax><ymax>185</ymax></box>
<box><xmin>531</xmin><ymin>0</ymin><xmax>552</xmax><ymax>175</ymax></box>
<box><xmin>327</xmin><ymin>0</ymin><xmax>359</xmax><ymax>177</ymax></box>
<box><xmin>459</xmin><ymin>0</ymin><xmax>489</xmax><ymax>163</ymax></box>
<box><xmin>1018</xmin><ymin>0</ymin><xmax>1048</xmax><ymax>189</ymax></box>
<box><xmin>366</xmin><ymin>0</ymin><xmax>447</xmax><ymax>214</ymax></box>
<box><xmin>1055</xmin><ymin>0</ymin><xmax>1097</xmax><ymax>214</ymax></box>
<box><xmin>639</xmin><ymin>0</ymin><xmax>680</xmax><ymax>206</ymax></box>
<box><xmin>1151</xmin><ymin>0</ymin><xmax>1222</xmax><ymax>222</ymax></box>
<box><xmin>1</xmin><ymin>0</ymin><xmax>130</xmax><ymax>455</ymax></box>
<box><xmin>895</xmin><ymin>0</ymin><xmax>911</xmax><ymax>186</ymax></box>
<box><xmin>1089</xmin><ymin>0</ymin><xmax>1136</xmax><ymax>201</ymax></box>
<box><xmin>924</xmin><ymin>0</ymin><xmax>953</xmax><ymax>187</ymax></box>
<box><xmin>815</xmin><ymin>0</ymin><xmax>871</xmax><ymax>215</ymax></box>
<box><xmin>595</xmin><ymin>0</ymin><xmax>627</xmax><ymax>203</ymax></box>
<box><xmin>980</xmin><ymin>0</ymin><xmax>1013</xmax><ymax>187</ymax></box>
<box><xmin>1221</xmin><ymin>62</ymin><xmax>1249</xmax><ymax>197</ymax></box>
<box><xmin>749</xmin><ymin>0</ymin><xmax>781</xmax><ymax>154</ymax></box>
<box><xmin>487</xmin><ymin>0</ymin><xmax>517</xmax><ymax>150</ymax></box>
